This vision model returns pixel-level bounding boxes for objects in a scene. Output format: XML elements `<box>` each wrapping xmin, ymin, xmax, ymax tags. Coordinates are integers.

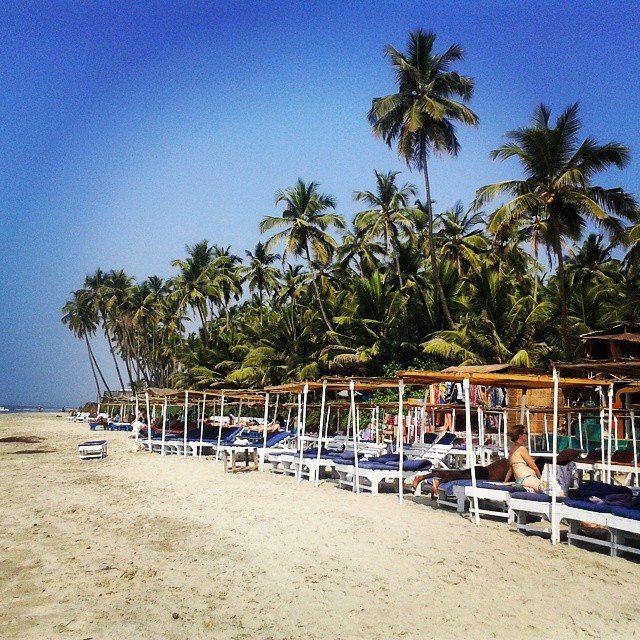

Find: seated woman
<box><xmin>505</xmin><ymin>423</ymin><xmax>542</xmax><ymax>491</ymax></box>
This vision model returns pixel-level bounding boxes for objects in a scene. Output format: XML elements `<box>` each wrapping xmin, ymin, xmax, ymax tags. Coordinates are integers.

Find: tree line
<box><xmin>62</xmin><ymin>30</ymin><xmax>640</xmax><ymax>399</ymax></box>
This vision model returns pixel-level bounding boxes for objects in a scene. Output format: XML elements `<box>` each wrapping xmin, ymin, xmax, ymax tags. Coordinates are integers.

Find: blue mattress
<box><xmin>564</xmin><ymin>498</ymin><xmax>612</xmax><ymax>513</ymax></box>
<box><xmin>610</xmin><ymin>506</ymin><xmax>640</xmax><ymax>521</ymax></box>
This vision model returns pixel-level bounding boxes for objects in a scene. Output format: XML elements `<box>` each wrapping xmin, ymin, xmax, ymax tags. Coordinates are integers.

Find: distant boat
<box><xmin>0</xmin><ymin>406</ymin><xmax>9</xmax><ymax>412</ymax></box>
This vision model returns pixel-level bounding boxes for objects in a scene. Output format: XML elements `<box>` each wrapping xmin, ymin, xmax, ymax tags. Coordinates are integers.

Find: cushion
<box><xmin>610</xmin><ymin>506</ymin><xmax>640</xmax><ymax>521</ymax></box>
<box><xmin>564</xmin><ymin>498</ymin><xmax>613</xmax><ymax>513</ymax></box>
<box><xmin>510</xmin><ymin>492</ymin><xmax>557</xmax><ymax>503</ymax></box>
<box><xmin>401</xmin><ymin>459</ymin><xmax>432</xmax><ymax>472</ymax></box>
<box><xmin>568</xmin><ymin>480</ymin><xmax>632</xmax><ymax>500</ymax></box>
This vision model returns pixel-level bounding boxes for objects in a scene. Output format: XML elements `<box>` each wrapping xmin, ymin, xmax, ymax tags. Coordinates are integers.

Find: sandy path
<box><xmin>0</xmin><ymin>413</ymin><xmax>639</xmax><ymax>640</ymax></box>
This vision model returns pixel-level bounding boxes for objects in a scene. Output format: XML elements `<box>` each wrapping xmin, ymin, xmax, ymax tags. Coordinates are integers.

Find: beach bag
<box><xmin>540</xmin><ymin>461</ymin><xmax>576</xmax><ymax>497</ymax></box>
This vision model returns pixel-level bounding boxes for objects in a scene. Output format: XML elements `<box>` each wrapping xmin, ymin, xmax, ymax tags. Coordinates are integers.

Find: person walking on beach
<box><xmin>505</xmin><ymin>424</ymin><xmax>542</xmax><ymax>491</ymax></box>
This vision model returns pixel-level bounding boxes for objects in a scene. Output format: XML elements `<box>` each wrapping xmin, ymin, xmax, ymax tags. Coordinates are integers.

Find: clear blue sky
<box><xmin>1</xmin><ymin>1</ymin><xmax>638</xmax><ymax>407</ymax></box>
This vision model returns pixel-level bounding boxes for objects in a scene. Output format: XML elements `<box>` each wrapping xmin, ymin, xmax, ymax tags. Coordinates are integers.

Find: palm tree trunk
<box><xmin>392</xmin><ymin>237</ymin><xmax>404</xmax><ymax>288</ymax></box>
<box><xmin>304</xmin><ymin>245</ymin><xmax>335</xmax><ymax>332</ymax></box>
<box><xmin>104</xmin><ymin>323</ymin><xmax>126</xmax><ymax>391</ymax></box>
<box><xmin>87</xmin><ymin>338</ymin><xmax>112</xmax><ymax>396</ymax></box>
<box><xmin>551</xmin><ymin>227</ymin><xmax>574</xmax><ymax>359</ymax></box>
<box><xmin>84</xmin><ymin>334</ymin><xmax>101</xmax><ymax>400</ymax></box>
<box><xmin>420</xmin><ymin>144</ymin><xmax>455</xmax><ymax>329</ymax></box>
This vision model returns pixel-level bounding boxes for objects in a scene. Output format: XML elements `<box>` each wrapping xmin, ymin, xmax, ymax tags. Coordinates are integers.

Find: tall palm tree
<box><xmin>102</xmin><ymin>269</ymin><xmax>137</xmax><ymax>390</ymax></box>
<box><xmin>434</xmin><ymin>201</ymin><xmax>487</xmax><ymax>276</ymax></box>
<box><xmin>368</xmin><ymin>29</ymin><xmax>479</xmax><ymax>328</ymax></box>
<box><xmin>84</xmin><ymin>268</ymin><xmax>126</xmax><ymax>391</ymax></box>
<box><xmin>242</xmin><ymin>242</ymin><xmax>281</xmax><ymax>320</ymax></box>
<box><xmin>62</xmin><ymin>289</ymin><xmax>112</xmax><ymax>399</ymax></box>
<box><xmin>260</xmin><ymin>179</ymin><xmax>345</xmax><ymax>332</ymax></box>
<box><xmin>354</xmin><ymin>170</ymin><xmax>418</xmax><ymax>287</ymax></box>
<box><xmin>474</xmin><ymin>103</ymin><xmax>637</xmax><ymax>358</ymax></box>
<box><xmin>171</xmin><ymin>240</ymin><xmax>215</xmax><ymax>341</ymax></box>
<box><xmin>210</xmin><ymin>249</ymin><xmax>243</xmax><ymax>330</ymax></box>
<box><xmin>336</xmin><ymin>228</ymin><xmax>384</xmax><ymax>281</ymax></box>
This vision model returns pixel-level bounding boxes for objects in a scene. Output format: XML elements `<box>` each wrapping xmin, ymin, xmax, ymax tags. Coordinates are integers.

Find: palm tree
<box><xmin>566</xmin><ymin>233</ymin><xmax>620</xmax><ymax>290</ymax></box>
<box><xmin>260</xmin><ymin>179</ymin><xmax>345</xmax><ymax>332</ymax></box>
<box><xmin>84</xmin><ymin>269</ymin><xmax>126</xmax><ymax>391</ymax></box>
<box><xmin>242</xmin><ymin>242</ymin><xmax>281</xmax><ymax>315</ymax></box>
<box><xmin>62</xmin><ymin>289</ymin><xmax>112</xmax><ymax>399</ymax></box>
<box><xmin>171</xmin><ymin>241</ymin><xmax>215</xmax><ymax>341</ymax></box>
<box><xmin>474</xmin><ymin>103</ymin><xmax>637</xmax><ymax>358</ymax></box>
<box><xmin>102</xmin><ymin>269</ymin><xmax>137</xmax><ymax>390</ymax></box>
<box><xmin>210</xmin><ymin>249</ymin><xmax>243</xmax><ymax>330</ymax></box>
<box><xmin>354</xmin><ymin>170</ymin><xmax>418</xmax><ymax>286</ymax></box>
<box><xmin>368</xmin><ymin>29</ymin><xmax>479</xmax><ymax>328</ymax></box>
<box><xmin>336</xmin><ymin>228</ymin><xmax>383</xmax><ymax>281</ymax></box>
<box><xmin>423</xmin><ymin>265</ymin><xmax>553</xmax><ymax>367</ymax></box>
<box><xmin>434</xmin><ymin>201</ymin><xmax>487</xmax><ymax>276</ymax></box>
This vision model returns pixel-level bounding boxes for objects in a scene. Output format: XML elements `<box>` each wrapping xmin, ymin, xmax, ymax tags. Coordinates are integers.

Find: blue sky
<box><xmin>1</xmin><ymin>2</ymin><xmax>638</xmax><ymax>406</ymax></box>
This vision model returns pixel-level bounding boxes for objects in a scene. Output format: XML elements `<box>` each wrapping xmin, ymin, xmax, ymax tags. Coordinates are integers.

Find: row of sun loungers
<box><xmin>117</xmin><ymin>420</ymin><xmax>640</xmax><ymax>560</ymax></box>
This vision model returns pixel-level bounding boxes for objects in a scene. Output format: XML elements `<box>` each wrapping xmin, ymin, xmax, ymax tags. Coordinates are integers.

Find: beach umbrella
<box><xmin>314</xmin><ymin>380</ymin><xmax>328</xmax><ymax>488</ymax></box>
<box><xmin>397</xmin><ymin>379</ymin><xmax>404</xmax><ymax>503</ymax></box>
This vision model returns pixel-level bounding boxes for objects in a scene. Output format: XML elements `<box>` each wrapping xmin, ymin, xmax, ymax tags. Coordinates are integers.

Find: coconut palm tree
<box><xmin>354</xmin><ymin>170</ymin><xmax>418</xmax><ymax>287</ymax></box>
<box><xmin>368</xmin><ymin>29</ymin><xmax>479</xmax><ymax>327</ymax></box>
<box><xmin>242</xmin><ymin>242</ymin><xmax>281</xmax><ymax>318</ymax></box>
<box><xmin>84</xmin><ymin>269</ymin><xmax>127</xmax><ymax>391</ymax></box>
<box><xmin>62</xmin><ymin>289</ymin><xmax>112</xmax><ymax>399</ymax></box>
<box><xmin>423</xmin><ymin>265</ymin><xmax>553</xmax><ymax>367</ymax></box>
<box><xmin>260</xmin><ymin>179</ymin><xmax>345</xmax><ymax>332</ymax></box>
<box><xmin>434</xmin><ymin>201</ymin><xmax>487</xmax><ymax>276</ymax></box>
<box><xmin>336</xmin><ymin>228</ymin><xmax>384</xmax><ymax>281</ymax></box>
<box><xmin>474</xmin><ymin>103</ymin><xmax>637</xmax><ymax>358</ymax></box>
<box><xmin>171</xmin><ymin>241</ymin><xmax>216</xmax><ymax>341</ymax></box>
<box><xmin>566</xmin><ymin>233</ymin><xmax>620</xmax><ymax>290</ymax></box>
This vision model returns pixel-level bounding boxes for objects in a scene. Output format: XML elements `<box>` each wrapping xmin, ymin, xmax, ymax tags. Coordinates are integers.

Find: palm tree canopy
<box><xmin>260</xmin><ymin>179</ymin><xmax>344</xmax><ymax>264</ymax></box>
<box><xmin>368</xmin><ymin>29</ymin><xmax>479</xmax><ymax>167</ymax></box>
<box><xmin>475</xmin><ymin>103</ymin><xmax>637</xmax><ymax>237</ymax></box>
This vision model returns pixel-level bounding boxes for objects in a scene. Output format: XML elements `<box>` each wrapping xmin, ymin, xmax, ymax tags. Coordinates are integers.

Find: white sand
<box><xmin>1</xmin><ymin>413</ymin><xmax>639</xmax><ymax>640</ymax></box>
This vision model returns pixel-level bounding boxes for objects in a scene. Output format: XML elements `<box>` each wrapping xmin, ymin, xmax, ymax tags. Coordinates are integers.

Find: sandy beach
<box><xmin>0</xmin><ymin>413</ymin><xmax>638</xmax><ymax>640</ymax></box>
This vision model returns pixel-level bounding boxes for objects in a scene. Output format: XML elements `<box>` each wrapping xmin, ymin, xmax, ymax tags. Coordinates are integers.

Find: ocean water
<box><xmin>0</xmin><ymin>405</ymin><xmax>61</xmax><ymax>413</ymax></box>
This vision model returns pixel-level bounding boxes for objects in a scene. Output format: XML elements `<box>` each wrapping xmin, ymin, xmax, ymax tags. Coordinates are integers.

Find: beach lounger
<box><xmin>436</xmin><ymin>479</ymin><xmax>518</xmax><ymax>519</ymax></box>
<box><xmin>292</xmin><ymin>449</ymin><xmax>367</xmax><ymax>483</ymax></box>
<box><xmin>592</xmin><ymin>451</ymin><xmax>639</xmax><ymax>486</ymax></box>
<box><xmin>222</xmin><ymin>431</ymin><xmax>293</xmax><ymax>466</ymax></box>
<box><xmin>78</xmin><ymin>440</ymin><xmax>107</xmax><ymax>460</ymax></box>
<box><xmin>353</xmin><ymin>457</ymin><xmax>433</xmax><ymax>495</ymax></box>
<box><xmin>507</xmin><ymin>492</ymin><xmax>566</xmax><ymax>536</ymax></box>
<box><xmin>559</xmin><ymin>481</ymin><xmax>640</xmax><ymax>556</ymax></box>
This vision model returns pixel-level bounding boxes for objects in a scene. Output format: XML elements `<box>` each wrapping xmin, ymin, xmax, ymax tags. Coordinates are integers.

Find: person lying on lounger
<box><xmin>412</xmin><ymin>459</ymin><xmax>510</xmax><ymax>497</ymax></box>
<box><xmin>504</xmin><ymin>424</ymin><xmax>542</xmax><ymax>491</ymax></box>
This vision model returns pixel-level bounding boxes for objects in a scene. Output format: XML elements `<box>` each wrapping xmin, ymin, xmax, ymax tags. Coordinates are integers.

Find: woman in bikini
<box><xmin>505</xmin><ymin>423</ymin><xmax>542</xmax><ymax>491</ymax></box>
